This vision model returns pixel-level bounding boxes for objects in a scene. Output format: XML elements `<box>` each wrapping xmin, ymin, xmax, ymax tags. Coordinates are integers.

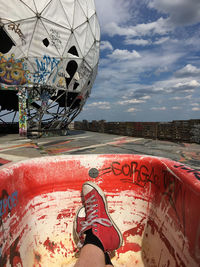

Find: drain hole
<box><xmin>89</xmin><ymin>168</ymin><xmax>99</xmax><ymax>179</ymax></box>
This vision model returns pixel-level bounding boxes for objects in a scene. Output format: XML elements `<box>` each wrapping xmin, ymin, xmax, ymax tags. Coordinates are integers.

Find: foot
<box><xmin>80</xmin><ymin>181</ymin><xmax>123</xmax><ymax>252</ymax></box>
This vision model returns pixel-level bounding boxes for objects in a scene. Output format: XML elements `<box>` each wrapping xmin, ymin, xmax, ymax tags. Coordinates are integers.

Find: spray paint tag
<box><xmin>0</xmin><ymin>191</ymin><xmax>18</xmax><ymax>217</ymax></box>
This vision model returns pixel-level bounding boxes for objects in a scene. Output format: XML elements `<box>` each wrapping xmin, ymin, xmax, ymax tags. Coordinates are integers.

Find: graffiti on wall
<box><xmin>98</xmin><ymin>160</ymin><xmax>200</xmax><ymax>238</ymax></box>
<box><xmin>33</xmin><ymin>55</ymin><xmax>60</xmax><ymax>84</ymax></box>
<box><xmin>49</xmin><ymin>29</ymin><xmax>62</xmax><ymax>49</ymax></box>
<box><xmin>0</xmin><ymin>54</ymin><xmax>30</xmax><ymax>87</ymax></box>
<box><xmin>0</xmin><ymin>191</ymin><xmax>18</xmax><ymax>217</ymax></box>
<box><xmin>18</xmin><ymin>88</ymin><xmax>27</xmax><ymax>136</ymax></box>
<box><xmin>0</xmin><ymin>54</ymin><xmax>31</xmax><ymax>88</ymax></box>
<box><xmin>0</xmin><ymin>190</ymin><xmax>20</xmax><ymax>266</ymax></box>
<box><xmin>8</xmin><ymin>23</ymin><xmax>26</xmax><ymax>45</ymax></box>
<box><xmin>174</xmin><ymin>163</ymin><xmax>200</xmax><ymax>181</ymax></box>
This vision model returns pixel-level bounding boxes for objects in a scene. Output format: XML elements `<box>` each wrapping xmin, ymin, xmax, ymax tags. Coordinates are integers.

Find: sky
<box><xmin>77</xmin><ymin>0</ymin><xmax>200</xmax><ymax>122</ymax></box>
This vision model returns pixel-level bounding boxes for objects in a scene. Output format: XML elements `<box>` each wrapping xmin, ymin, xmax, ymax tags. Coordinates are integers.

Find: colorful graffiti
<box><xmin>18</xmin><ymin>88</ymin><xmax>27</xmax><ymax>136</ymax></box>
<box><xmin>0</xmin><ymin>54</ymin><xmax>30</xmax><ymax>87</ymax></box>
<box><xmin>0</xmin><ymin>191</ymin><xmax>18</xmax><ymax>217</ymax></box>
<box><xmin>33</xmin><ymin>55</ymin><xmax>60</xmax><ymax>84</ymax></box>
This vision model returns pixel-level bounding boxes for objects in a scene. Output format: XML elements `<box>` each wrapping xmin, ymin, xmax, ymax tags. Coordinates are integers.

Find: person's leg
<box><xmin>73</xmin><ymin>181</ymin><xmax>123</xmax><ymax>266</ymax></box>
<box><xmin>78</xmin><ymin>181</ymin><xmax>123</xmax><ymax>252</ymax></box>
<box><xmin>74</xmin><ymin>244</ymin><xmax>105</xmax><ymax>267</ymax></box>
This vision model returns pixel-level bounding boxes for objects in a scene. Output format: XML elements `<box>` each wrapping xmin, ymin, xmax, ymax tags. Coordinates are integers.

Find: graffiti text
<box><xmin>0</xmin><ymin>191</ymin><xmax>18</xmax><ymax>217</ymax></box>
<box><xmin>33</xmin><ymin>55</ymin><xmax>60</xmax><ymax>84</ymax></box>
<box><xmin>110</xmin><ymin>161</ymin><xmax>160</xmax><ymax>187</ymax></box>
<box><xmin>174</xmin><ymin>164</ymin><xmax>200</xmax><ymax>181</ymax></box>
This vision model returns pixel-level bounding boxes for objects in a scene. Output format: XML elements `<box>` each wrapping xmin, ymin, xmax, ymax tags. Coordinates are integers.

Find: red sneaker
<box><xmin>73</xmin><ymin>206</ymin><xmax>86</xmax><ymax>249</ymax></box>
<box><xmin>80</xmin><ymin>181</ymin><xmax>123</xmax><ymax>252</ymax></box>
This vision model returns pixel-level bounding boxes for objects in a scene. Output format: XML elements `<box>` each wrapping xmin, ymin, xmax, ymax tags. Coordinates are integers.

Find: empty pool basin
<box><xmin>0</xmin><ymin>154</ymin><xmax>200</xmax><ymax>266</ymax></box>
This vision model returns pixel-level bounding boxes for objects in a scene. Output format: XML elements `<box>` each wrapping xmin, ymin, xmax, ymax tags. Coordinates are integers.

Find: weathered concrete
<box><xmin>0</xmin><ymin>131</ymin><xmax>200</xmax><ymax>169</ymax></box>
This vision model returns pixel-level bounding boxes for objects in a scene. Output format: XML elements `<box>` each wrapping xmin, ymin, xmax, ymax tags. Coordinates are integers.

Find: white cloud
<box><xmin>154</xmin><ymin>37</ymin><xmax>170</xmax><ymax>45</ymax></box>
<box><xmin>192</xmin><ymin>107</ymin><xmax>200</xmax><ymax>111</ymax></box>
<box><xmin>148</xmin><ymin>0</ymin><xmax>200</xmax><ymax>26</ymax></box>
<box><xmin>171</xmin><ymin>95</ymin><xmax>192</xmax><ymax>100</ymax></box>
<box><xmin>172</xmin><ymin>106</ymin><xmax>182</xmax><ymax>110</ymax></box>
<box><xmin>141</xmin><ymin>95</ymin><xmax>151</xmax><ymax>100</ymax></box>
<box><xmin>124</xmin><ymin>38</ymin><xmax>151</xmax><ymax>46</ymax></box>
<box><xmin>100</xmin><ymin>41</ymin><xmax>113</xmax><ymax>51</ymax></box>
<box><xmin>118</xmin><ymin>99</ymin><xmax>145</xmax><ymax>105</ymax></box>
<box><xmin>191</xmin><ymin>103</ymin><xmax>199</xmax><ymax>106</ymax></box>
<box><xmin>126</xmin><ymin>108</ymin><xmax>138</xmax><ymax>112</ymax></box>
<box><xmin>171</xmin><ymin>80</ymin><xmax>200</xmax><ymax>93</ymax></box>
<box><xmin>125</xmin><ymin>36</ymin><xmax>170</xmax><ymax>47</ymax></box>
<box><xmin>86</xmin><ymin>101</ymin><xmax>111</xmax><ymax>110</ymax></box>
<box><xmin>175</xmin><ymin>64</ymin><xmax>200</xmax><ymax>78</ymax></box>
<box><xmin>104</xmin><ymin>17</ymin><xmax>171</xmax><ymax>38</ymax></box>
<box><xmin>151</xmin><ymin>107</ymin><xmax>166</xmax><ymax>111</ymax></box>
<box><xmin>107</xmin><ymin>49</ymin><xmax>141</xmax><ymax>61</ymax></box>
<box><xmin>154</xmin><ymin>66</ymin><xmax>169</xmax><ymax>75</ymax></box>
<box><xmin>95</xmin><ymin>0</ymin><xmax>133</xmax><ymax>32</ymax></box>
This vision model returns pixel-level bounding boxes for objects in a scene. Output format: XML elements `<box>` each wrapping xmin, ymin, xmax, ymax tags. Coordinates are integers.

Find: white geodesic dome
<box><xmin>0</xmin><ymin>0</ymin><xmax>100</xmax><ymax>134</ymax></box>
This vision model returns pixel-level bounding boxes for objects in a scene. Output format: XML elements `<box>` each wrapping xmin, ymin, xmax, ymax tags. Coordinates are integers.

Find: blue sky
<box><xmin>77</xmin><ymin>0</ymin><xmax>200</xmax><ymax>122</ymax></box>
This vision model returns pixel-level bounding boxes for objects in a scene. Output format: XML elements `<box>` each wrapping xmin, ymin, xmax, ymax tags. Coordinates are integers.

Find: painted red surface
<box><xmin>0</xmin><ymin>155</ymin><xmax>199</xmax><ymax>266</ymax></box>
<box><xmin>0</xmin><ymin>158</ymin><xmax>11</xmax><ymax>166</ymax></box>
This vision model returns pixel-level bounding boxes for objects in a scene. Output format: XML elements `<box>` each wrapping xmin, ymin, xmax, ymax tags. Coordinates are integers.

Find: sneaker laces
<box><xmin>80</xmin><ymin>194</ymin><xmax>112</xmax><ymax>235</ymax></box>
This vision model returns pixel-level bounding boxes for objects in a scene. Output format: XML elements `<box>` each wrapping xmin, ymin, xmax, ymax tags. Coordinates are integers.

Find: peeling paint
<box><xmin>0</xmin><ymin>155</ymin><xmax>200</xmax><ymax>266</ymax></box>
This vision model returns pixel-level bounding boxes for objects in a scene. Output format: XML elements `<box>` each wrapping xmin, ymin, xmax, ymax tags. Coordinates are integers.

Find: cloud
<box><xmin>86</xmin><ymin>101</ymin><xmax>111</xmax><ymax>110</ymax></box>
<box><xmin>100</xmin><ymin>41</ymin><xmax>113</xmax><ymax>51</ymax></box>
<box><xmin>118</xmin><ymin>99</ymin><xmax>145</xmax><ymax>105</ymax></box>
<box><xmin>125</xmin><ymin>36</ymin><xmax>171</xmax><ymax>47</ymax></box>
<box><xmin>95</xmin><ymin>0</ymin><xmax>133</xmax><ymax>32</ymax></box>
<box><xmin>124</xmin><ymin>38</ymin><xmax>151</xmax><ymax>46</ymax></box>
<box><xmin>154</xmin><ymin>66</ymin><xmax>169</xmax><ymax>75</ymax></box>
<box><xmin>191</xmin><ymin>103</ymin><xmax>200</xmax><ymax>106</ymax></box>
<box><xmin>107</xmin><ymin>49</ymin><xmax>141</xmax><ymax>61</ymax></box>
<box><xmin>171</xmin><ymin>80</ymin><xmax>200</xmax><ymax>93</ymax></box>
<box><xmin>175</xmin><ymin>64</ymin><xmax>200</xmax><ymax>78</ymax></box>
<box><xmin>192</xmin><ymin>107</ymin><xmax>200</xmax><ymax>111</ymax></box>
<box><xmin>148</xmin><ymin>0</ymin><xmax>200</xmax><ymax>26</ymax></box>
<box><xmin>172</xmin><ymin>106</ymin><xmax>182</xmax><ymax>110</ymax></box>
<box><xmin>141</xmin><ymin>95</ymin><xmax>151</xmax><ymax>100</ymax></box>
<box><xmin>126</xmin><ymin>108</ymin><xmax>138</xmax><ymax>112</ymax></box>
<box><xmin>132</xmin><ymin>88</ymin><xmax>164</xmax><ymax>99</ymax></box>
<box><xmin>171</xmin><ymin>95</ymin><xmax>192</xmax><ymax>100</ymax></box>
<box><xmin>151</xmin><ymin>107</ymin><xmax>166</xmax><ymax>111</ymax></box>
<box><xmin>154</xmin><ymin>37</ymin><xmax>170</xmax><ymax>45</ymax></box>
<box><xmin>104</xmin><ymin>17</ymin><xmax>171</xmax><ymax>38</ymax></box>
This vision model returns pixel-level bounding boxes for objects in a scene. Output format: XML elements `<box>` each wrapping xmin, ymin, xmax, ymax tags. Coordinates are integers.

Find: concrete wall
<box><xmin>74</xmin><ymin>119</ymin><xmax>200</xmax><ymax>144</ymax></box>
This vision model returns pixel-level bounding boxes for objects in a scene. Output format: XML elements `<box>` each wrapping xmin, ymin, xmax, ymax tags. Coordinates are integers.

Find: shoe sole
<box><xmin>82</xmin><ymin>181</ymin><xmax>123</xmax><ymax>249</ymax></box>
<box><xmin>73</xmin><ymin>206</ymin><xmax>84</xmax><ymax>246</ymax></box>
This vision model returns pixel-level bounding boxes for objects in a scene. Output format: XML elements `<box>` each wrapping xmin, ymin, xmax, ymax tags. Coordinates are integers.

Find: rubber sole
<box><xmin>73</xmin><ymin>206</ymin><xmax>85</xmax><ymax>247</ymax></box>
